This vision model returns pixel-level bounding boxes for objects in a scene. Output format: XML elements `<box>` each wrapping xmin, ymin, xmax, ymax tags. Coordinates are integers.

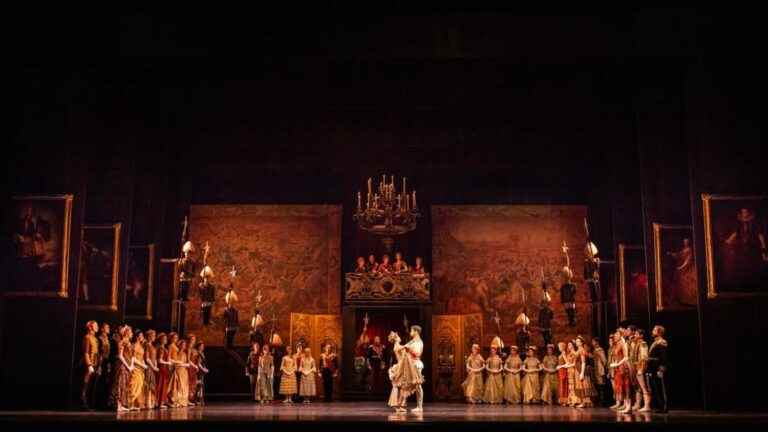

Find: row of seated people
<box><xmin>352</xmin><ymin>252</ymin><xmax>427</xmax><ymax>275</ymax></box>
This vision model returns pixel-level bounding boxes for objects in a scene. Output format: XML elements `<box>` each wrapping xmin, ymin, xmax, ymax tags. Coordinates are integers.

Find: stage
<box><xmin>2</xmin><ymin>402</ymin><xmax>767</xmax><ymax>431</ymax></box>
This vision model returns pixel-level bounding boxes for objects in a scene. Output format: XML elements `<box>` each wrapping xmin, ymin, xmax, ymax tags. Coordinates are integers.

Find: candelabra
<box><xmin>353</xmin><ymin>175</ymin><xmax>421</xmax><ymax>250</ymax></box>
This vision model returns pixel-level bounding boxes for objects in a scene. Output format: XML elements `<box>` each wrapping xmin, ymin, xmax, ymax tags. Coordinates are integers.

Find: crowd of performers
<box><xmin>80</xmin><ymin>320</ymin><xmax>209</xmax><ymax>412</ymax></box>
<box><xmin>245</xmin><ymin>336</ymin><xmax>339</xmax><ymax>404</ymax></box>
<box><xmin>462</xmin><ymin>324</ymin><xmax>668</xmax><ymax>413</ymax></box>
<box><xmin>352</xmin><ymin>252</ymin><xmax>427</xmax><ymax>275</ymax></box>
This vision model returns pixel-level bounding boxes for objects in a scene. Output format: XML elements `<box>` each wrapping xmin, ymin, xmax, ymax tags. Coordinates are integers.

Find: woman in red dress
<box><xmin>556</xmin><ymin>342</ymin><xmax>569</xmax><ymax>406</ymax></box>
<box><xmin>156</xmin><ymin>333</ymin><xmax>172</xmax><ymax>408</ymax></box>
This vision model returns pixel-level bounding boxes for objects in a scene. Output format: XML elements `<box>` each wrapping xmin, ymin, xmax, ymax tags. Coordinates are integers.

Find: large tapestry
<box><xmin>186</xmin><ymin>205</ymin><xmax>342</xmax><ymax>346</ymax></box>
<box><xmin>432</xmin><ymin>205</ymin><xmax>592</xmax><ymax>348</ymax></box>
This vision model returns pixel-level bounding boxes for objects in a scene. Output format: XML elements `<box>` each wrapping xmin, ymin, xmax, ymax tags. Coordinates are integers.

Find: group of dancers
<box><xmin>80</xmin><ymin>320</ymin><xmax>209</xmax><ymax>412</ymax></box>
<box><xmin>461</xmin><ymin>324</ymin><xmax>668</xmax><ymax>413</ymax></box>
<box><xmin>245</xmin><ymin>338</ymin><xmax>338</xmax><ymax>404</ymax></box>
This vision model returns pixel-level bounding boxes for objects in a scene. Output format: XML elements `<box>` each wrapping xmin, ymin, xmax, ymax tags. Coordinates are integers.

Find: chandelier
<box><xmin>353</xmin><ymin>175</ymin><xmax>421</xmax><ymax>238</ymax></box>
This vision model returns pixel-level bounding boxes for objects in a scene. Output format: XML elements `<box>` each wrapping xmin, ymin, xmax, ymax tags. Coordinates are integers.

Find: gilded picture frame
<box><xmin>702</xmin><ymin>194</ymin><xmax>768</xmax><ymax>299</ymax></box>
<box><xmin>78</xmin><ymin>223</ymin><xmax>121</xmax><ymax>310</ymax></box>
<box><xmin>618</xmin><ymin>244</ymin><xmax>647</xmax><ymax>322</ymax></box>
<box><xmin>8</xmin><ymin>194</ymin><xmax>74</xmax><ymax>298</ymax></box>
<box><xmin>125</xmin><ymin>244</ymin><xmax>156</xmax><ymax>320</ymax></box>
<box><xmin>652</xmin><ymin>223</ymin><xmax>697</xmax><ymax>312</ymax></box>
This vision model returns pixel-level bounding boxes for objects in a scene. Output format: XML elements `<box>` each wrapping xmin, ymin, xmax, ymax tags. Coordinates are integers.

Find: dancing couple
<box><xmin>387</xmin><ymin>325</ymin><xmax>424</xmax><ymax>413</ymax></box>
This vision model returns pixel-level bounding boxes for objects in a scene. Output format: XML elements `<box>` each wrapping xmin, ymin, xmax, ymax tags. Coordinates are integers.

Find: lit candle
<box><xmin>357</xmin><ymin>191</ymin><xmax>361</xmax><ymax>210</ymax></box>
<box><xmin>397</xmin><ymin>194</ymin><xmax>402</xmax><ymax>209</ymax></box>
<box><xmin>403</xmin><ymin>177</ymin><xmax>406</xmax><ymax>195</ymax></box>
<box><xmin>413</xmin><ymin>190</ymin><xmax>417</xmax><ymax>208</ymax></box>
<box><xmin>368</xmin><ymin>178</ymin><xmax>372</xmax><ymax>196</ymax></box>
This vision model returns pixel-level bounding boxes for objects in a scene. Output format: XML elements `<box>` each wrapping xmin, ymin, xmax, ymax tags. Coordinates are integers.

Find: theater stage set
<box><xmin>4</xmin><ymin>10</ymin><xmax>768</xmax><ymax>432</ymax></box>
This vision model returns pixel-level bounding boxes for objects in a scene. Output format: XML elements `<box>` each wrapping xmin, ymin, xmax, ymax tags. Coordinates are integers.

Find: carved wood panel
<box><xmin>431</xmin><ymin>313</ymin><xmax>483</xmax><ymax>400</ymax></box>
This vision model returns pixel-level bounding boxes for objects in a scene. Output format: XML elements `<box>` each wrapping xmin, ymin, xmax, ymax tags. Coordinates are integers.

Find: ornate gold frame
<box><xmin>126</xmin><ymin>243</ymin><xmax>156</xmax><ymax>320</ymax></box>
<box><xmin>618</xmin><ymin>243</ymin><xmax>643</xmax><ymax>321</ymax></box>
<box><xmin>8</xmin><ymin>194</ymin><xmax>74</xmax><ymax>298</ymax></box>
<box><xmin>652</xmin><ymin>223</ymin><xmax>694</xmax><ymax>312</ymax></box>
<box><xmin>78</xmin><ymin>223</ymin><xmax>122</xmax><ymax>311</ymax></box>
<box><xmin>702</xmin><ymin>193</ymin><xmax>768</xmax><ymax>299</ymax></box>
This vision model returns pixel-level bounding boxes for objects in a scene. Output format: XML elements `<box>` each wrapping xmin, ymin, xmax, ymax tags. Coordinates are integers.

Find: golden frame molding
<box><xmin>78</xmin><ymin>223</ymin><xmax>122</xmax><ymax>311</ymax></box>
<box><xmin>702</xmin><ymin>193</ymin><xmax>768</xmax><ymax>299</ymax></box>
<box><xmin>618</xmin><ymin>243</ymin><xmax>644</xmax><ymax>321</ymax></box>
<box><xmin>7</xmin><ymin>194</ymin><xmax>74</xmax><ymax>299</ymax></box>
<box><xmin>126</xmin><ymin>243</ymin><xmax>156</xmax><ymax>320</ymax></box>
<box><xmin>652</xmin><ymin>223</ymin><xmax>694</xmax><ymax>312</ymax></box>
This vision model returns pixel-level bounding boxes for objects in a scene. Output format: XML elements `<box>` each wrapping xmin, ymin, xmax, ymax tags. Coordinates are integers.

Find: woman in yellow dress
<box><xmin>482</xmin><ymin>346</ymin><xmax>504</xmax><ymax>404</ymax></box>
<box><xmin>129</xmin><ymin>331</ymin><xmax>148</xmax><ymax>410</ymax></box>
<box><xmin>462</xmin><ymin>344</ymin><xmax>485</xmax><ymax>404</ymax></box>
<box><xmin>169</xmin><ymin>336</ymin><xmax>190</xmax><ymax>408</ymax></box>
<box><xmin>299</xmin><ymin>347</ymin><xmax>317</xmax><ymax>403</ymax></box>
<box><xmin>279</xmin><ymin>345</ymin><xmax>298</xmax><ymax>403</ymax></box>
<box><xmin>521</xmin><ymin>346</ymin><xmax>542</xmax><ymax>404</ymax></box>
<box><xmin>566</xmin><ymin>341</ymin><xmax>581</xmax><ymax>406</ymax></box>
<box><xmin>503</xmin><ymin>345</ymin><xmax>523</xmax><ymax>404</ymax></box>
<box><xmin>540</xmin><ymin>344</ymin><xmax>559</xmax><ymax>405</ymax></box>
<box><xmin>144</xmin><ymin>330</ymin><xmax>159</xmax><ymax>409</ymax></box>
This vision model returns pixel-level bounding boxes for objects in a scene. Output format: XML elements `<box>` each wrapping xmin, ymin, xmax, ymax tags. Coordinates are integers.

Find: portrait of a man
<box><xmin>78</xmin><ymin>224</ymin><xmax>121</xmax><ymax>310</ymax></box>
<box><xmin>9</xmin><ymin>195</ymin><xmax>73</xmax><ymax>297</ymax></box>
<box><xmin>125</xmin><ymin>244</ymin><xmax>155</xmax><ymax>319</ymax></box>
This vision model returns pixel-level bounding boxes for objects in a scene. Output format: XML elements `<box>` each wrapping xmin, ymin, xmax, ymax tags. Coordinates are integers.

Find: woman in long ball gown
<box><xmin>110</xmin><ymin>326</ymin><xmax>134</xmax><ymax>412</ymax></box>
<box><xmin>462</xmin><ymin>343</ymin><xmax>485</xmax><ymax>404</ymax></box>
<box><xmin>503</xmin><ymin>345</ymin><xmax>523</xmax><ymax>404</ymax></box>
<box><xmin>521</xmin><ymin>346</ymin><xmax>542</xmax><ymax>404</ymax></box>
<box><xmin>279</xmin><ymin>345</ymin><xmax>297</xmax><ymax>403</ymax></box>
<box><xmin>575</xmin><ymin>338</ymin><xmax>597</xmax><ymax>408</ymax></box>
<box><xmin>128</xmin><ymin>331</ymin><xmax>148</xmax><ymax>410</ymax></box>
<box><xmin>257</xmin><ymin>344</ymin><xmax>274</xmax><ymax>403</ymax></box>
<box><xmin>156</xmin><ymin>333</ymin><xmax>171</xmax><ymax>408</ymax></box>
<box><xmin>387</xmin><ymin>332</ymin><xmax>404</xmax><ymax>411</ymax></box>
<box><xmin>169</xmin><ymin>339</ymin><xmax>190</xmax><ymax>408</ymax></box>
<box><xmin>557</xmin><ymin>342</ymin><xmax>570</xmax><ymax>406</ymax></box>
<box><xmin>299</xmin><ymin>347</ymin><xmax>317</xmax><ymax>403</ymax></box>
<box><xmin>566</xmin><ymin>341</ymin><xmax>581</xmax><ymax>406</ymax></box>
<box><xmin>144</xmin><ymin>330</ymin><xmax>159</xmax><ymax>409</ymax></box>
<box><xmin>540</xmin><ymin>344</ymin><xmax>559</xmax><ymax>405</ymax></box>
<box><xmin>482</xmin><ymin>346</ymin><xmax>504</xmax><ymax>404</ymax></box>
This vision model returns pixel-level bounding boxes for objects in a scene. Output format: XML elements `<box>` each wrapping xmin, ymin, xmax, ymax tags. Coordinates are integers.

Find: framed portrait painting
<box><xmin>78</xmin><ymin>224</ymin><xmax>121</xmax><ymax>310</ymax></box>
<box><xmin>652</xmin><ymin>224</ymin><xmax>698</xmax><ymax>311</ymax></box>
<box><xmin>618</xmin><ymin>244</ymin><xmax>648</xmax><ymax>322</ymax></box>
<box><xmin>702</xmin><ymin>194</ymin><xmax>768</xmax><ymax>298</ymax></box>
<box><xmin>125</xmin><ymin>244</ymin><xmax>155</xmax><ymax>320</ymax></box>
<box><xmin>8</xmin><ymin>194</ymin><xmax>74</xmax><ymax>298</ymax></box>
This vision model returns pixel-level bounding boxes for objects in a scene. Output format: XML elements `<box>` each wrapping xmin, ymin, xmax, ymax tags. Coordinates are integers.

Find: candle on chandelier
<box><xmin>367</xmin><ymin>192</ymin><xmax>371</xmax><ymax>209</ymax></box>
<box><xmin>357</xmin><ymin>191</ymin><xmax>361</xmax><ymax>210</ymax></box>
<box><xmin>413</xmin><ymin>190</ymin><xmax>417</xmax><ymax>208</ymax></box>
<box><xmin>368</xmin><ymin>178</ymin><xmax>372</xmax><ymax>196</ymax></box>
<box><xmin>403</xmin><ymin>177</ymin><xmax>406</xmax><ymax>196</ymax></box>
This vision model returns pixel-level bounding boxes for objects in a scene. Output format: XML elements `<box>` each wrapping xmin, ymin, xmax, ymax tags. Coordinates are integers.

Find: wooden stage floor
<box><xmin>2</xmin><ymin>402</ymin><xmax>767</xmax><ymax>431</ymax></box>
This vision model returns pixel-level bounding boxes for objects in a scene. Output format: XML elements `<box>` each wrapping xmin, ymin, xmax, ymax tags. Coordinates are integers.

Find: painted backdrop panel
<box><xmin>186</xmin><ymin>205</ymin><xmax>341</xmax><ymax>346</ymax></box>
<box><xmin>432</xmin><ymin>205</ymin><xmax>591</xmax><ymax>347</ymax></box>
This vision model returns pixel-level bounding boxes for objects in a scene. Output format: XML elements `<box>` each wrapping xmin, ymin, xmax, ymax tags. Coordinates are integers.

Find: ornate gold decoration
<box><xmin>345</xmin><ymin>273</ymin><xmax>431</xmax><ymax>302</ymax></box>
